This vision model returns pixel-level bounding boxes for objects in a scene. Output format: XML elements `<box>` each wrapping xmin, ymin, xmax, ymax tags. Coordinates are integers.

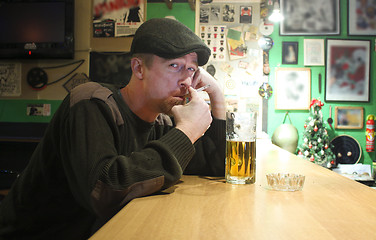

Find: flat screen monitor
<box><xmin>0</xmin><ymin>0</ymin><xmax>74</xmax><ymax>59</ymax></box>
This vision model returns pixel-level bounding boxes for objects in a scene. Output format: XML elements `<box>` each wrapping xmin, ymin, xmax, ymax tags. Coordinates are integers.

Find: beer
<box><xmin>226</xmin><ymin>111</ymin><xmax>257</xmax><ymax>184</ymax></box>
<box><xmin>226</xmin><ymin>140</ymin><xmax>256</xmax><ymax>184</ymax></box>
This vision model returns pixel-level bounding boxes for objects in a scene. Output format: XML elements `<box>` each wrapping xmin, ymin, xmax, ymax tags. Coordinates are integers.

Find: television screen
<box><xmin>0</xmin><ymin>0</ymin><xmax>74</xmax><ymax>59</ymax></box>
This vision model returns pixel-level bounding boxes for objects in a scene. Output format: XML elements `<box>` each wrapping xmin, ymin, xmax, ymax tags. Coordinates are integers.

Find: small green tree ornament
<box><xmin>297</xmin><ymin>99</ymin><xmax>336</xmax><ymax>168</ymax></box>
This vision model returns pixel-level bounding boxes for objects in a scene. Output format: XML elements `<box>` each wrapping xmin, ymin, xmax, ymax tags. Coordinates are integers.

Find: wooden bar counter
<box><xmin>91</xmin><ymin>139</ymin><xmax>376</xmax><ymax>239</ymax></box>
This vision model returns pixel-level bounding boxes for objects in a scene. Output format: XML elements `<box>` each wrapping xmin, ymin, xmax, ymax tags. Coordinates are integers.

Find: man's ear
<box><xmin>131</xmin><ymin>57</ymin><xmax>144</xmax><ymax>79</ymax></box>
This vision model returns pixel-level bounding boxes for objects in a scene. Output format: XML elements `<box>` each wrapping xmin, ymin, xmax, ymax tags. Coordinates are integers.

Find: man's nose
<box><xmin>179</xmin><ymin>70</ymin><xmax>194</xmax><ymax>88</ymax></box>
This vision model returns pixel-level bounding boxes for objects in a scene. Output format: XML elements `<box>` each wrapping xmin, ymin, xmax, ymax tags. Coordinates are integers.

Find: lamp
<box><xmin>268</xmin><ymin>0</ymin><xmax>284</xmax><ymax>22</ymax></box>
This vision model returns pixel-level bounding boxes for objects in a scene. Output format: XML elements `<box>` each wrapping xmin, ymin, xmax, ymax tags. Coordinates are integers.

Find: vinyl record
<box><xmin>259</xmin><ymin>21</ymin><xmax>274</xmax><ymax>36</ymax></box>
<box><xmin>331</xmin><ymin>135</ymin><xmax>362</xmax><ymax>164</ymax></box>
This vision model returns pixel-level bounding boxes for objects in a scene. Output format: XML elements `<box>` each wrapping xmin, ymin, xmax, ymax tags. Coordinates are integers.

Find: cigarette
<box><xmin>184</xmin><ymin>84</ymin><xmax>210</xmax><ymax>97</ymax></box>
<box><xmin>195</xmin><ymin>84</ymin><xmax>210</xmax><ymax>92</ymax></box>
<box><xmin>184</xmin><ymin>85</ymin><xmax>210</xmax><ymax>103</ymax></box>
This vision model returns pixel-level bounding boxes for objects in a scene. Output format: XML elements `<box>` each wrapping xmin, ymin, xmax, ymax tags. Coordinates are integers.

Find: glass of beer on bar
<box><xmin>226</xmin><ymin>111</ymin><xmax>257</xmax><ymax>184</ymax></box>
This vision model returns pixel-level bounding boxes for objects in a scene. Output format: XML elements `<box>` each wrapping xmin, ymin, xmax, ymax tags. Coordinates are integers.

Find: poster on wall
<box><xmin>325</xmin><ymin>39</ymin><xmax>370</xmax><ymax>102</ymax></box>
<box><xmin>92</xmin><ymin>0</ymin><xmax>144</xmax><ymax>37</ymax></box>
<box><xmin>0</xmin><ymin>63</ymin><xmax>21</xmax><ymax>97</ymax></box>
<box><xmin>280</xmin><ymin>0</ymin><xmax>340</xmax><ymax>35</ymax></box>
<box><xmin>274</xmin><ymin>68</ymin><xmax>311</xmax><ymax>110</ymax></box>
<box><xmin>26</xmin><ymin>104</ymin><xmax>51</xmax><ymax>116</ymax></box>
<box><xmin>348</xmin><ymin>0</ymin><xmax>376</xmax><ymax>36</ymax></box>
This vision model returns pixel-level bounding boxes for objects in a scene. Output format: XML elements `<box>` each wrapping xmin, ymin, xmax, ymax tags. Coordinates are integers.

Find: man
<box><xmin>0</xmin><ymin>18</ymin><xmax>225</xmax><ymax>239</ymax></box>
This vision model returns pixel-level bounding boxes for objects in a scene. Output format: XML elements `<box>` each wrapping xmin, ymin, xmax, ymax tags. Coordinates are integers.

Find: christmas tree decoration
<box><xmin>297</xmin><ymin>98</ymin><xmax>336</xmax><ymax>168</ymax></box>
<box><xmin>272</xmin><ymin>112</ymin><xmax>299</xmax><ymax>153</ymax></box>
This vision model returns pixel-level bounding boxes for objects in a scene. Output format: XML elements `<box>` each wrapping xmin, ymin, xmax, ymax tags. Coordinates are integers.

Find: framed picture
<box><xmin>348</xmin><ymin>0</ymin><xmax>376</xmax><ymax>36</ymax></box>
<box><xmin>239</xmin><ymin>6</ymin><xmax>252</xmax><ymax>24</ymax></box>
<box><xmin>304</xmin><ymin>39</ymin><xmax>325</xmax><ymax>66</ymax></box>
<box><xmin>275</xmin><ymin>68</ymin><xmax>311</xmax><ymax>110</ymax></box>
<box><xmin>282</xmin><ymin>42</ymin><xmax>298</xmax><ymax>64</ymax></box>
<box><xmin>325</xmin><ymin>39</ymin><xmax>370</xmax><ymax>102</ymax></box>
<box><xmin>334</xmin><ymin>106</ymin><xmax>364</xmax><ymax>129</ymax></box>
<box><xmin>280</xmin><ymin>0</ymin><xmax>340</xmax><ymax>35</ymax></box>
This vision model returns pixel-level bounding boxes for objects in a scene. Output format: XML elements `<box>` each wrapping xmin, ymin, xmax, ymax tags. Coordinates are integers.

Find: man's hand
<box><xmin>191</xmin><ymin>67</ymin><xmax>226</xmax><ymax>120</ymax></box>
<box><xmin>172</xmin><ymin>86</ymin><xmax>212</xmax><ymax>144</ymax></box>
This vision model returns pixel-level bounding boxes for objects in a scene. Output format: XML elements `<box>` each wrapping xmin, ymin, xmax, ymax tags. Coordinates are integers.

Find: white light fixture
<box><xmin>268</xmin><ymin>0</ymin><xmax>284</xmax><ymax>22</ymax></box>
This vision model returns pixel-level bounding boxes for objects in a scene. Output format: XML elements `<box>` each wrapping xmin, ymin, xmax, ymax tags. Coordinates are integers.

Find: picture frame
<box><xmin>304</xmin><ymin>39</ymin><xmax>325</xmax><ymax>66</ymax></box>
<box><xmin>275</xmin><ymin>68</ymin><xmax>311</xmax><ymax>110</ymax></box>
<box><xmin>348</xmin><ymin>0</ymin><xmax>376</xmax><ymax>36</ymax></box>
<box><xmin>280</xmin><ymin>0</ymin><xmax>340</xmax><ymax>35</ymax></box>
<box><xmin>282</xmin><ymin>42</ymin><xmax>298</xmax><ymax>64</ymax></box>
<box><xmin>325</xmin><ymin>39</ymin><xmax>370</xmax><ymax>102</ymax></box>
<box><xmin>334</xmin><ymin>106</ymin><xmax>364</xmax><ymax>129</ymax></box>
<box><xmin>239</xmin><ymin>6</ymin><xmax>252</xmax><ymax>24</ymax></box>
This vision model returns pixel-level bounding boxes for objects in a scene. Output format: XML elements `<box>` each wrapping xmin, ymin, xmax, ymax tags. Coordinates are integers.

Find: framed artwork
<box><xmin>325</xmin><ymin>39</ymin><xmax>370</xmax><ymax>102</ymax></box>
<box><xmin>334</xmin><ymin>106</ymin><xmax>364</xmax><ymax>129</ymax></box>
<box><xmin>348</xmin><ymin>0</ymin><xmax>376</xmax><ymax>36</ymax></box>
<box><xmin>282</xmin><ymin>42</ymin><xmax>298</xmax><ymax>64</ymax></box>
<box><xmin>239</xmin><ymin>6</ymin><xmax>252</xmax><ymax>24</ymax></box>
<box><xmin>304</xmin><ymin>39</ymin><xmax>325</xmax><ymax>66</ymax></box>
<box><xmin>90</xmin><ymin>51</ymin><xmax>132</xmax><ymax>88</ymax></box>
<box><xmin>280</xmin><ymin>0</ymin><xmax>340</xmax><ymax>35</ymax></box>
<box><xmin>275</xmin><ymin>68</ymin><xmax>311</xmax><ymax>110</ymax></box>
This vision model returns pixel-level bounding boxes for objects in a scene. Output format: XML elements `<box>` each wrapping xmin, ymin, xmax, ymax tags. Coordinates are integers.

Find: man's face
<box><xmin>142</xmin><ymin>52</ymin><xmax>199</xmax><ymax>115</ymax></box>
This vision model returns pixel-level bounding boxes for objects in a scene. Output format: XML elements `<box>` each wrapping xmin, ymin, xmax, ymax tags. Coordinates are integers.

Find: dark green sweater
<box><xmin>0</xmin><ymin>82</ymin><xmax>225</xmax><ymax>239</ymax></box>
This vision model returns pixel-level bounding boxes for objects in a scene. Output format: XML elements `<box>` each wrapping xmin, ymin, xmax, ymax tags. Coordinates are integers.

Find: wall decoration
<box><xmin>282</xmin><ymin>41</ymin><xmax>298</xmax><ymax>64</ymax></box>
<box><xmin>304</xmin><ymin>39</ymin><xmax>325</xmax><ymax>66</ymax></box>
<box><xmin>348</xmin><ymin>0</ymin><xmax>376</xmax><ymax>36</ymax></box>
<box><xmin>199</xmin><ymin>25</ymin><xmax>227</xmax><ymax>61</ymax></box>
<box><xmin>239</xmin><ymin>6</ymin><xmax>252</xmax><ymax>24</ymax></box>
<box><xmin>259</xmin><ymin>36</ymin><xmax>274</xmax><ymax>75</ymax></box>
<box><xmin>26</xmin><ymin>104</ymin><xmax>51</xmax><ymax>116</ymax></box>
<box><xmin>89</xmin><ymin>52</ymin><xmax>132</xmax><ymax>87</ymax></box>
<box><xmin>325</xmin><ymin>39</ymin><xmax>370</xmax><ymax>102</ymax></box>
<box><xmin>227</xmin><ymin>27</ymin><xmax>247</xmax><ymax>60</ymax></box>
<box><xmin>196</xmin><ymin>0</ymin><xmax>265</xmax><ymax>133</ymax></box>
<box><xmin>0</xmin><ymin>63</ymin><xmax>21</xmax><ymax>97</ymax></box>
<box><xmin>63</xmin><ymin>73</ymin><xmax>90</xmax><ymax>93</ymax></box>
<box><xmin>92</xmin><ymin>0</ymin><xmax>144</xmax><ymax>37</ymax></box>
<box><xmin>334</xmin><ymin>106</ymin><xmax>364</xmax><ymax>129</ymax></box>
<box><xmin>222</xmin><ymin>4</ymin><xmax>235</xmax><ymax>22</ymax></box>
<box><xmin>275</xmin><ymin>68</ymin><xmax>311</xmax><ymax>110</ymax></box>
<box><xmin>280</xmin><ymin>0</ymin><xmax>340</xmax><ymax>35</ymax></box>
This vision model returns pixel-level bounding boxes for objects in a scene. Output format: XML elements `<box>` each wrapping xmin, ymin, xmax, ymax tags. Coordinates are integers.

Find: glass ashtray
<box><xmin>266</xmin><ymin>173</ymin><xmax>305</xmax><ymax>191</ymax></box>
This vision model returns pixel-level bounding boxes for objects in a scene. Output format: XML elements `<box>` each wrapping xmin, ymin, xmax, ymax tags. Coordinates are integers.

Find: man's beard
<box><xmin>160</xmin><ymin>97</ymin><xmax>185</xmax><ymax>116</ymax></box>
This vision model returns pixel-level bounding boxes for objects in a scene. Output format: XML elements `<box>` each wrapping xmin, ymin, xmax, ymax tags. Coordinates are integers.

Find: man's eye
<box><xmin>170</xmin><ymin>63</ymin><xmax>179</xmax><ymax>68</ymax></box>
<box><xmin>188</xmin><ymin>67</ymin><xmax>196</xmax><ymax>72</ymax></box>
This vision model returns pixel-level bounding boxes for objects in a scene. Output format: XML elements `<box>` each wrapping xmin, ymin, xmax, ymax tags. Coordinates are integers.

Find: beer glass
<box><xmin>226</xmin><ymin>112</ymin><xmax>257</xmax><ymax>184</ymax></box>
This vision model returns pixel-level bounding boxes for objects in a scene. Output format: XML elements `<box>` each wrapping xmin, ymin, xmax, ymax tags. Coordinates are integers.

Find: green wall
<box><xmin>0</xmin><ymin>100</ymin><xmax>60</xmax><ymax>123</ymax></box>
<box><xmin>267</xmin><ymin>0</ymin><xmax>375</xmax><ymax>165</ymax></box>
<box><xmin>146</xmin><ymin>2</ymin><xmax>195</xmax><ymax>30</ymax></box>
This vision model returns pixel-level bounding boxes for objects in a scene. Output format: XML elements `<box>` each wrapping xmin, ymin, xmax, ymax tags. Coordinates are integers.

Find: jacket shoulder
<box><xmin>70</xmin><ymin>82</ymin><xmax>124</xmax><ymax>125</ymax></box>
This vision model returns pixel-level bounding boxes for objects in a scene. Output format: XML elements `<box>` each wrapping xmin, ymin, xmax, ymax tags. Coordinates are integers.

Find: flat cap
<box><xmin>130</xmin><ymin>18</ymin><xmax>211</xmax><ymax>66</ymax></box>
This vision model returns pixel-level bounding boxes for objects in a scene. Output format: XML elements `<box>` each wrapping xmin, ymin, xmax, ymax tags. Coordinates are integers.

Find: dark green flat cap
<box><xmin>130</xmin><ymin>18</ymin><xmax>211</xmax><ymax>66</ymax></box>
